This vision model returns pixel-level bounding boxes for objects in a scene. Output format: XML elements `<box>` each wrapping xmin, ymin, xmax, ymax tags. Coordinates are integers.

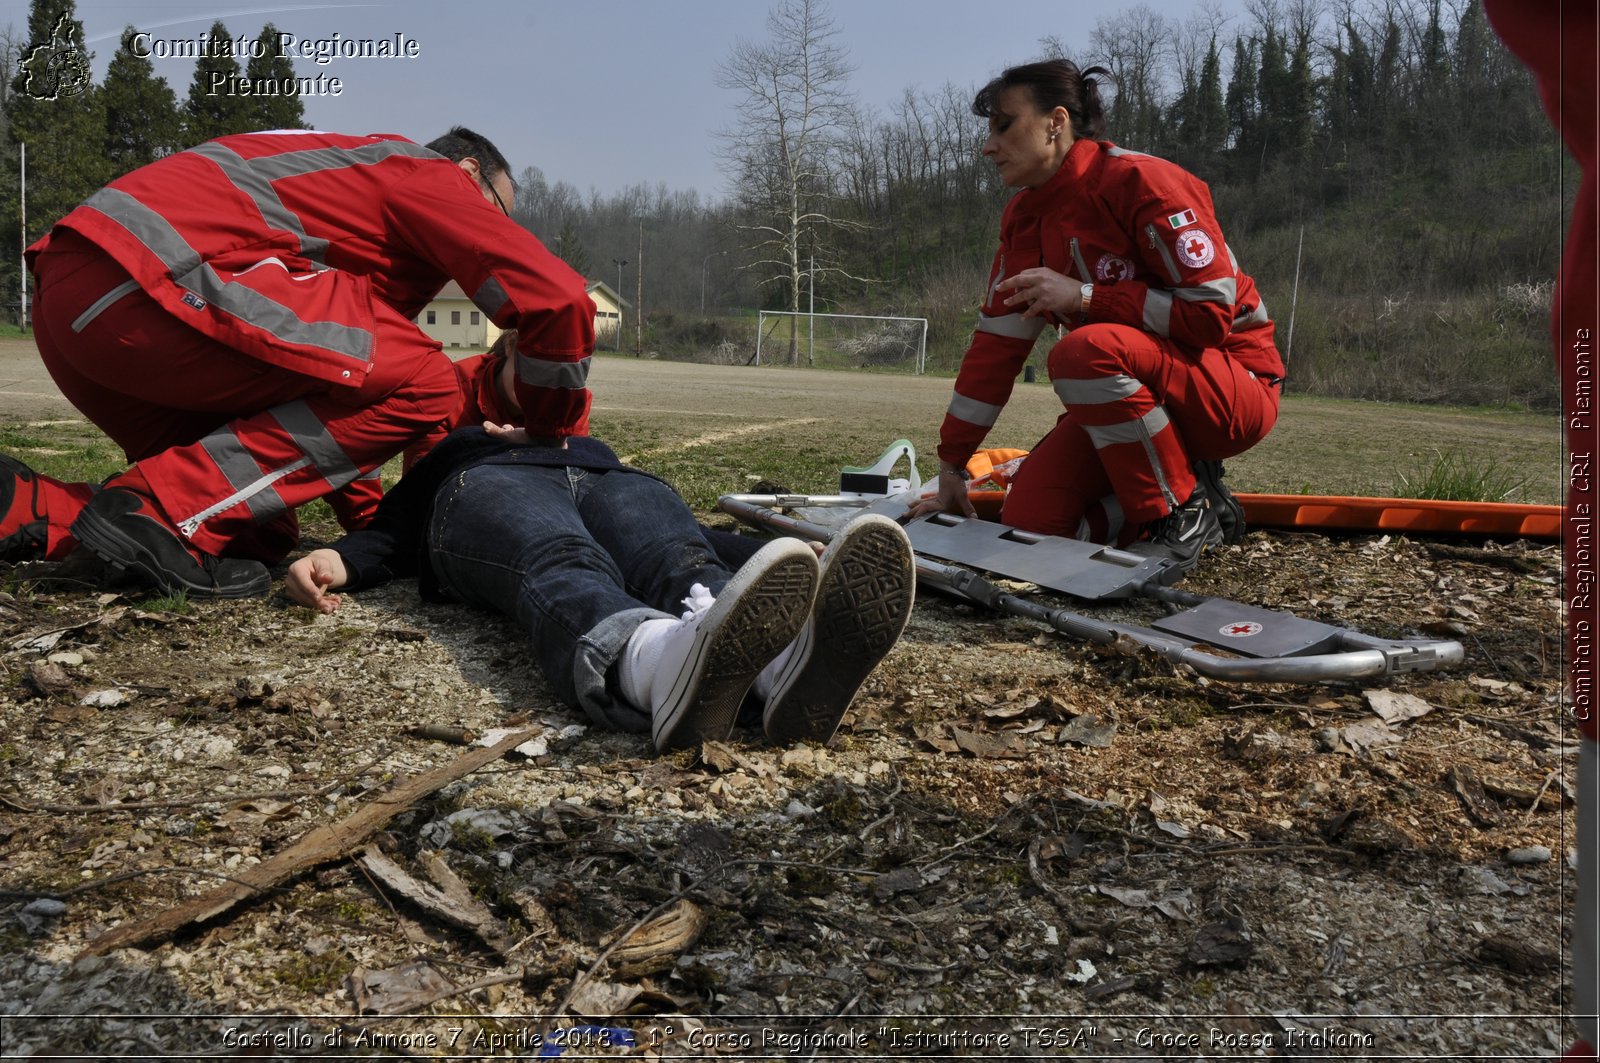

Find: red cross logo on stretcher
<box><xmin>1176</xmin><ymin>228</ymin><xmax>1216</xmax><ymax>269</ymax></box>
<box><xmin>1219</xmin><ymin>621</ymin><xmax>1264</xmax><ymax>638</ymax></box>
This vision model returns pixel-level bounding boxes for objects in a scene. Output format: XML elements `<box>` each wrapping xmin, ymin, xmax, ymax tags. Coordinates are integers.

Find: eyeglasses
<box><xmin>483</xmin><ymin>175</ymin><xmax>511</xmax><ymax>217</ymax></box>
<box><xmin>469</xmin><ymin>158</ymin><xmax>511</xmax><ymax>217</ymax></box>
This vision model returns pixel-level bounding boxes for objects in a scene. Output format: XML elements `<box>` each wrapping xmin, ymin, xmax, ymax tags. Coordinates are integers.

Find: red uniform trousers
<box><xmin>1002</xmin><ymin>323</ymin><xmax>1280</xmax><ymax>542</ymax></box>
<box><xmin>30</xmin><ymin>230</ymin><xmax>457</xmax><ymax>562</ymax></box>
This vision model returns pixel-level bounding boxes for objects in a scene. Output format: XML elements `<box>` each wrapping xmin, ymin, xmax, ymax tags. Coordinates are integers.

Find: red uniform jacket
<box><xmin>29</xmin><ymin>130</ymin><xmax>594</xmax><ymax>438</ymax></box>
<box><xmin>401</xmin><ymin>351</ymin><xmax>512</xmax><ymax>471</ymax></box>
<box><xmin>940</xmin><ymin>137</ymin><xmax>1284</xmax><ymax>466</ymax></box>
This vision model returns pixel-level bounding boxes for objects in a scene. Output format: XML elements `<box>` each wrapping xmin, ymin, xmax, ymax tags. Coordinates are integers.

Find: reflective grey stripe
<box><xmin>83</xmin><ymin>188</ymin><xmax>374</xmax><ymax>361</ymax></box>
<box><xmin>199</xmin><ymin>427</ymin><xmax>289</xmax><ymax>526</ymax></box>
<box><xmin>1074</xmin><ymin>493</ymin><xmax>1126</xmax><ymax>543</ymax></box>
<box><xmin>1175</xmin><ymin>278</ymin><xmax>1236</xmax><ymax>305</ymax></box>
<box><xmin>1069</xmin><ymin>237</ymin><xmax>1090</xmax><ymax>280</ymax></box>
<box><xmin>1226</xmin><ymin>242</ymin><xmax>1241</xmax><ymax>271</ymax></box>
<box><xmin>473</xmin><ymin>276</ymin><xmax>509</xmax><ymax>319</ymax></box>
<box><xmin>357</xmin><ymin>468</ymin><xmax>383</xmax><ymax>481</ymax></box>
<box><xmin>1083</xmin><ymin>407</ymin><xmax>1180</xmax><ymax>508</ymax></box>
<box><xmin>1084</xmin><ymin>406</ymin><xmax>1171</xmax><ymax>447</ymax></box>
<box><xmin>1145</xmin><ymin>222</ymin><xmax>1183</xmax><ymax>284</ymax></box>
<box><xmin>1102</xmin><ymin>494</ymin><xmax>1126</xmax><ymax>539</ymax></box>
<box><xmin>225</xmin><ymin>138</ymin><xmax>440</xmax><ymax>182</ymax></box>
<box><xmin>516</xmin><ymin>353</ymin><xmax>590</xmax><ymax>390</ymax></box>
<box><xmin>71</xmin><ymin>278</ymin><xmax>140</xmax><ymax>333</ymax></box>
<box><xmin>1143</xmin><ymin>290</ymin><xmax>1174</xmax><ymax>336</ymax></box>
<box><xmin>1055</xmin><ymin>373</ymin><xmax>1144</xmax><ymax>406</ymax></box>
<box><xmin>272</xmin><ymin>400</ymin><xmax>361</xmax><ymax>487</ymax></box>
<box><xmin>189</xmin><ymin>142</ymin><xmax>331</xmax><ymax>266</ymax></box>
<box><xmin>1234</xmin><ymin>300</ymin><xmax>1270</xmax><ymax>328</ymax></box>
<box><xmin>85</xmin><ymin>187</ymin><xmax>201</xmax><ymax>275</ymax></box>
<box><xmin>1105</xmin><ymin>146</ymin><xmax>1151</xmax><ymax>159</ymax></box>
<box><xmin>975</xmin><ymin>312</ymin><xmax>1045</xmax><ymax>341</ymax></box>
<box><xmin>179</xmin><ymin>401</ymin><xmax>361</xmax><ymax>535</ymax></box>
<box><xmin>947</xmin><ymin>391</ymin><xmax>1004</xmax><ymax>427</ymax></box>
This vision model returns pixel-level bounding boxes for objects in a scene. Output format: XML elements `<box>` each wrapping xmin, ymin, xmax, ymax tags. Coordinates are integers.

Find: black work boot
<box><xmin>70</xmin><ymin>487</ymin><xmax>270</xmax><ymax>599</ymax></box>
<box><xmin>1127</xmin><ymin>488</ymin><xmax>1224</xmax><ymax>575</ymax></box>
<box><xmin>0</xmin><ymin>455</ymin><xmax>48</xmax><ymax>563</ymax></box>
<box><xmin>1193</xmin><ymin>459</ymin><xmax>1245</xmax><ymax>544</ymax></box>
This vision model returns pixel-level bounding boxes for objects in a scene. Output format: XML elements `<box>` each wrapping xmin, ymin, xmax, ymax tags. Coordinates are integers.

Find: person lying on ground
<box><xmin>284</xmin><ymin>426</ymin><xmax>916</xmax><ymax>751</ymax></box>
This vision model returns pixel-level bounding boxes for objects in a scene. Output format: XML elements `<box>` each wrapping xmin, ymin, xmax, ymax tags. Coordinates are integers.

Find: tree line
<box><xmin>0</xmin><ymin>0</ymin><xmax>1566</xmax><ymax>408</ymax></box>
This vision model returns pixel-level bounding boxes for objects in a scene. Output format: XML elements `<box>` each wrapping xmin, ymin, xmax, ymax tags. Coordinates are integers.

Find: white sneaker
<box><xmin>619</xmin><ymin>538</ymin><xmax>819</xmax><ymax>752</ymax></box>
<box><xmin>761</xmin><ymin>514</ymin><xmax>915</xmax><ymax>745</ymax></box>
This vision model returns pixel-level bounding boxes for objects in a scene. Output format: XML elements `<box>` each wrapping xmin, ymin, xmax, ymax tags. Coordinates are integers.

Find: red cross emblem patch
<box><xmin>1219</xmin><ymin>621</ymin><xmax>1263</xmax><ymax>638</ymax></box>
<box><xmin>1176</xmin><ymin>228</ymin><xmax>1215</xmax><ymax>269</ymax></box>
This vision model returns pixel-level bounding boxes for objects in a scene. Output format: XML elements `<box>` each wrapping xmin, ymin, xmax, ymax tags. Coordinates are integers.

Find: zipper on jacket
<box><xmin>1146</xmin><ymin>223</ymin><xmax>1184</xmax><ymax>284</ymax></box>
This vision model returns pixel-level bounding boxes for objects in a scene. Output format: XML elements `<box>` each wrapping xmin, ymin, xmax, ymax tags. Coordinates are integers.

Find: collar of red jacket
<box><xmin>1017</xmin><ymin>136</ymin><xmax>1105</xmax><ymax>211</ymax></box>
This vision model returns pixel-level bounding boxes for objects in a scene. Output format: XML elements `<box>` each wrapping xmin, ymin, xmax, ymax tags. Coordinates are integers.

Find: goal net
<box><xmin>755</xmin><ymin>311</ymin><xmax>929</xmax><ymax>374</ymax></box>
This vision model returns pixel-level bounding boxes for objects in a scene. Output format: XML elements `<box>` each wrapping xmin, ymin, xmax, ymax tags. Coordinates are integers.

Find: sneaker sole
<box><xmin>652</xmin><ymin>542</ymin><xmax>818</xmax><ymax>752</ymax></box>
<box><xmin>764</xmin><ymin>516</ymin><xmax>916</xmax><ymax>746</ymax></box>
<box><xmin>71</xmin><ymin>501</ymin><xmax>270</xmax><ymax>600</ymax></box>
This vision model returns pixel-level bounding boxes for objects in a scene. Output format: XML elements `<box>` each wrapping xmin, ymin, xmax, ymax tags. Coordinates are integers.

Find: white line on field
<box><xmin>619</xmin><ymin>417</ymin><xmax>821</xmax><ymax>464</ymax></box>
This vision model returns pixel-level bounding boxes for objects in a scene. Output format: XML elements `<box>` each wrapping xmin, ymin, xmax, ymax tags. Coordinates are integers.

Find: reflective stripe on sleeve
<box><xmin>1142</xmin><ymin>290</ymin><xmax>1173</xmax><ymax>336</ymax></box>
<box><xmin>516</xmin><ymin>353</ymin><xmax>590</xmax><ymax>390</ymax></box>
<box><xmin>975</xmin><ymin>312</ymin><xmax>1045</xmax><ymax>341</ymax></box>
<box><xmin>1234</xmin><ymin>300</ymin><xmax>1271</xmax><ymax>328</ymax></box>
<box><xmin>1054</xmin><ymin>374</ymin><xmax>1144</xmax><ymax>406</ymax></box>
<box><xmin>472</xmin><ymin>276</ymin><xmax>510</xmax><ymax>319</ymax></box>
<box><xmin>1175</xmin><ymin>278</ymin><xmax>1236</xmax><ymax>305</ymax></box>
<box><xmin>947</xmin><ymin>391</ymin><xmax>1005</xmax><ymax>427</ymax></box>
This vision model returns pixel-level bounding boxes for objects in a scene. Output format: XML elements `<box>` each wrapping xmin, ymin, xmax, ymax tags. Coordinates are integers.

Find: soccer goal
<box><xmin>755</xmin><ymin>311</ymin><xmax>929</xmax><ymax>374</ymax></box>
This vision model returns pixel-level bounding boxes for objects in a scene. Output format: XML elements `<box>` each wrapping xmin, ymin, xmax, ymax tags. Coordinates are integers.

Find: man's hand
<box><xmin>286</xmin><ymin>549</ymin><xmax>350</xmax><ymax>613</ymax></box>
<box><xmin>483</xmin><ymin>421</ymin><xmax>567</xmax><ymax>448</ymax></box>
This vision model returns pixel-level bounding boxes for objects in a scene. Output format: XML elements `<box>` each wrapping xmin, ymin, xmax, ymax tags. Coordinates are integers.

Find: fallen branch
<box><xmin>77</xmin><ymin>727</ymin><xmax>541</xmax><ymax>958</ymax></box>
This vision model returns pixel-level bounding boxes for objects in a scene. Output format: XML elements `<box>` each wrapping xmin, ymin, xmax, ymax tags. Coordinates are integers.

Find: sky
<box><xmin>53</xmin><ymin>0</ymin><xmax>1240</xmax><ymax>201</ymax></box>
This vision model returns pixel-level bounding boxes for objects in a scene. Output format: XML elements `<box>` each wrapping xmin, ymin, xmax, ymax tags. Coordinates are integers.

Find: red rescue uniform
<box><xmin>27</xmin><ymin>130</ymin><xmax>593</xmax><ymax>560</ymax></box>
<box><xmin>940</xmin><ymin>137</ymin><xmax>1284</xmax><ymax>542</ymax></box>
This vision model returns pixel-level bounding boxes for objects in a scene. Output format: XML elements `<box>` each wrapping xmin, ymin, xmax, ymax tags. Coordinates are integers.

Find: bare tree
<box><xmin>716</xmin><ymin>0</ymin><xmax>861</xmax><ymax>363</ymax></box>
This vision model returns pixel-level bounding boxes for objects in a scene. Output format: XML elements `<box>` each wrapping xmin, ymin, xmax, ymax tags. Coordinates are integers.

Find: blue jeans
<box><xmin>426</xmin><ymin>462</ymin><xmax>738</xmax><ymax>733</ymax></box>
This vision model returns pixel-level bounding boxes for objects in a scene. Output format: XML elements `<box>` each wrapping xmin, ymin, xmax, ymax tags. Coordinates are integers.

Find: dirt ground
<box><xmin>0</xmin><ymin>507</ymin><xmax>1580</xmax><ymax>1059</ymax></box>
<box><xmin>0</xmin><ymin>345</ymin><xmax>1582</xmax><ymax>1059</ymax></box>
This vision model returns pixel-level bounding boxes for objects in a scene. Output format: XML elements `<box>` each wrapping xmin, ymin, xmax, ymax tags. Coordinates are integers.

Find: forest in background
<box><xmin>0</xmin><ymin>0</ymin><xmax>1569</xmax><ymax>409</ymax></box>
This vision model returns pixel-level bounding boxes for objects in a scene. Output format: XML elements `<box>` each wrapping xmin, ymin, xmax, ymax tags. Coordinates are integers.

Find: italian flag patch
<box><xmin>1167</xmin><ymin>208</ymin><xmax>1197</xmax><ymax>228</ymax></box>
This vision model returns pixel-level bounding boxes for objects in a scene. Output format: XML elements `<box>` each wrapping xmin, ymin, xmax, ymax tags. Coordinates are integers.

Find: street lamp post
<box><xmin>611</xmin><ymin>258</ymin><xmax>627</xmax><ymax>352</ymax></box>
<box><xmin>700</xmin><ymin>249</ymin><xmax>729</xmax><ymax>316</ymax></box>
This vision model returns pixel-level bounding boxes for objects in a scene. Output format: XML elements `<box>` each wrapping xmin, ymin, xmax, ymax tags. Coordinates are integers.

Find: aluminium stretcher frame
<box><xmin>717</xmin><ymin>493</ymin><xmax>1465</xmax><ymax>684</ymax></box>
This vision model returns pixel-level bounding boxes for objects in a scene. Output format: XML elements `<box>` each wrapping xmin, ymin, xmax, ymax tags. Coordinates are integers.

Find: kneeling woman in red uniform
<box><xmin>912</xmin><ymin>59</ymin><xmax>1284</xmax><ymax>573</ymax></box>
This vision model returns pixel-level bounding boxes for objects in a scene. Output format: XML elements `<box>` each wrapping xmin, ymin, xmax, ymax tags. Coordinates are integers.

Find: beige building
<box><xmin>416</xmin><ymin>281</ymin><xmax>502</xmax><ymax>350</ymax></box>
<box><xmin>586</xmin><ymin>280</ymin><xmax>628</xmax><ymax>346</ymax></box>
<box><xmin>415</xmin><ymin>279</ymin><xmax>628</xmax><ymax>351</ymax></box>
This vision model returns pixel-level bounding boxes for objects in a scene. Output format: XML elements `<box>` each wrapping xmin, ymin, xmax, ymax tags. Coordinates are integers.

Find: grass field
<box><xmin>0</xmin><ymin>349</ymin><xmax>1566</xmax><ymax>513</ymax></box>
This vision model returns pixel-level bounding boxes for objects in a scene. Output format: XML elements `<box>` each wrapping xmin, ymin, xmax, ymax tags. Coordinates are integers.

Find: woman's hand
<box><xmin>996</xmin><ymin>267</ymin><xmax>1083</xmax><ymax>320</ymax></box>
<box><xmin>903</xmin><ymin>468</ymin><xmax>979</xmax><ymax>522</ymax></box>
<box><xmin>286</xmin><ymin>549</ymin><xmax>350</xmax><ymax>613</ymax></box>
